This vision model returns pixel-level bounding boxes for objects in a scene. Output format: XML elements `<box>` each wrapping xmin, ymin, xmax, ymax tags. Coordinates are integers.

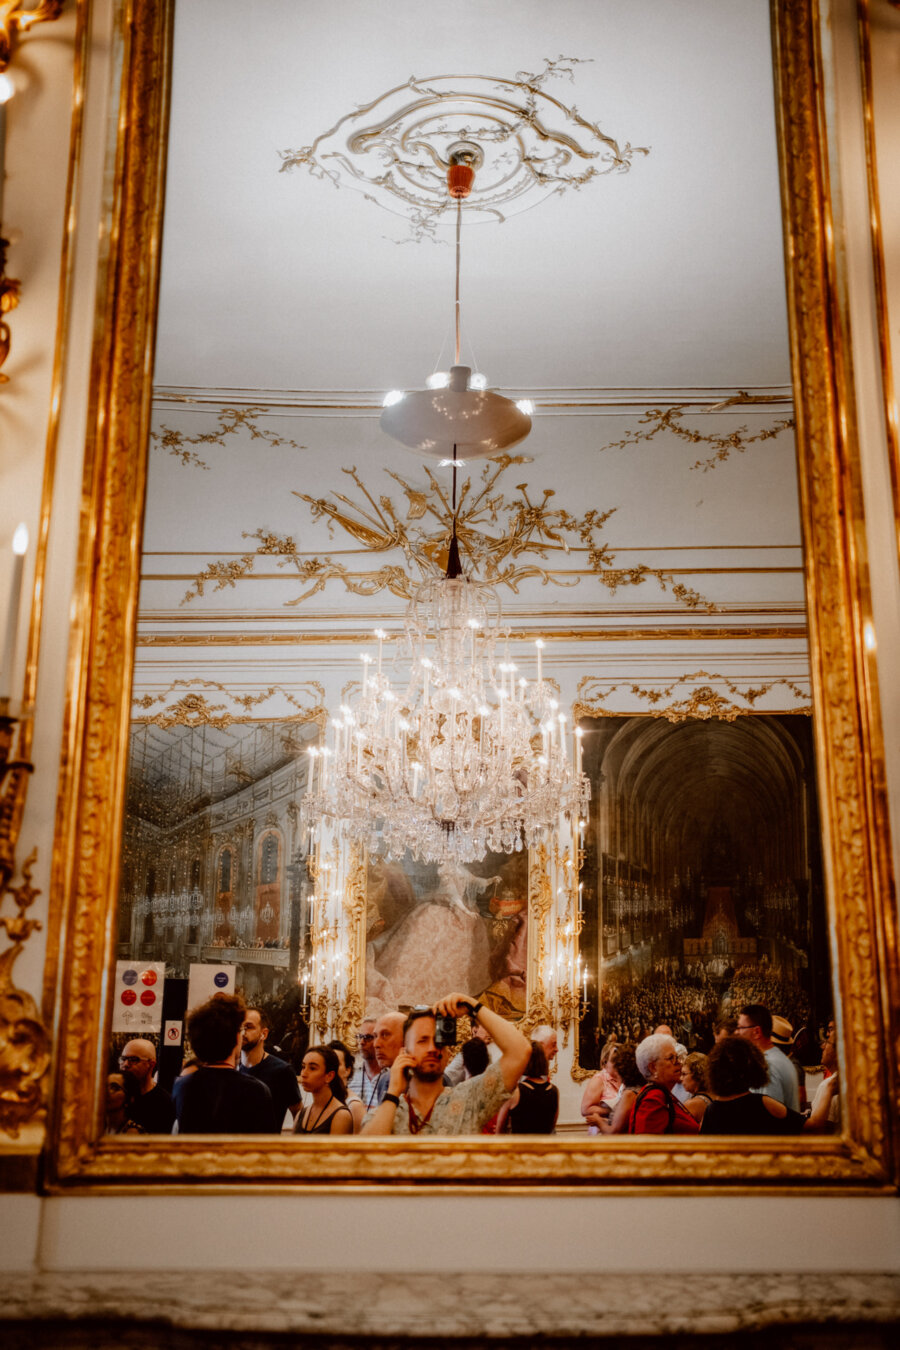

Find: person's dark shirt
<box><xmin>127</xmin><ymin>1083</ymin><xmax>175</xmax><ymax>1134</ymax></box>
<box><xmin>175</xmin><ymin>1066</ymin><xmax>276</xmax><ymax>1134</ymax></box>
<box><xmin>239</xmin><ymin>1052</ymin><xmax>301</xmax><ymax>1130</ymax></box>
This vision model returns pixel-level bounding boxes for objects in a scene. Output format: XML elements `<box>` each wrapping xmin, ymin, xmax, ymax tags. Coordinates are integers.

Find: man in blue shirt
<box><xmin>736</xmin><ymin>1004</ymin><xmax>800</xmax><ymax>1110</ymax></box>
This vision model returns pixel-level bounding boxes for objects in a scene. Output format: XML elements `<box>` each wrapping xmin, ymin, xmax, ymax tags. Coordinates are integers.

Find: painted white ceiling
<box><xmin>137</xmin><ymin>0</ymin><xmax>809</xmax><ymax>719</ymax></box>
<box><xmin>153</xmin><ymin>0</ymin><xmax>792</xmax><ymax>395</ymax></box>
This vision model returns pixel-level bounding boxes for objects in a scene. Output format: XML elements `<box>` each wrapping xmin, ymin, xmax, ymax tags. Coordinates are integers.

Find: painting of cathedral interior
<box><xmin>577</xmin><ymin>714</ymin><xmax>830</xmax><ymax>1068</ymax></box>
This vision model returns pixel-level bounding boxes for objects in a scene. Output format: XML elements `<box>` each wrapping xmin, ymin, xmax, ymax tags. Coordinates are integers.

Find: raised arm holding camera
<box><xmin>362</xmin><ymin>992</ymin><xmax>531</xmax><ymax>1136</ymax></box>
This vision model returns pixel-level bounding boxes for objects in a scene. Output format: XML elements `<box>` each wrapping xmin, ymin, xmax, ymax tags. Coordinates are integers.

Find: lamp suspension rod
<box><xmin>455</xmin><ymin>195</ymin><xmax>462</xmax><ymax>366</ymax></box>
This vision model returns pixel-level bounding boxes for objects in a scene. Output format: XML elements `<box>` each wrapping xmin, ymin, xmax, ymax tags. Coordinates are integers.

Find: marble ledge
<box><xmin>2</xmin><ymin>1272</ymin><xmax>899</xmax><ymax>1336</ymax></box>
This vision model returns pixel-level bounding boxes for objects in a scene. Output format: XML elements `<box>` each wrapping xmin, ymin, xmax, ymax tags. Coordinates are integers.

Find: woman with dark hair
<box><xmin>593</xmin><ymin>1044</ymin><xmax>645</xmax><ymax>1135</ymax></box>
<box><xmin>294</xmin><ymin>1045</ymin><xmax>353</xmax><ymax>1135</ymax></box>
<box><xmin>701</xmin><ymin>1036</ymin><xmax>837</xmax><ymax>1134</ymax></box>
<box><xmin>328</xmin><ymin>1039</ymin><xmax>364</xmax><ymax>1133</ymax></box>
<box><xmin>495</xmin><ymin>1041</ymin><xmax>559</xmax><ymax>1134</ymax></box>
<box><xmin>682</xmin><ymin>1051</ymin><xmax>713</xmax><ymax>1124</ymax></box>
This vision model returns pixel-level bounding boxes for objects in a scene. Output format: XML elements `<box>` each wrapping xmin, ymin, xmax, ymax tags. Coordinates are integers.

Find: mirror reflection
<box><xmin>108</xmin><ymin>0</ymin><xmax>838</xmax><ymax>1143</ymax></box>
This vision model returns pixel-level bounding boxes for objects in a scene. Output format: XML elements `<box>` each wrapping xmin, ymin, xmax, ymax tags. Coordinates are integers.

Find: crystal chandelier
<box><xmin>302</xmin><ymin>148</ymin><xmax>589</xmax><ymax>863</ymax></box>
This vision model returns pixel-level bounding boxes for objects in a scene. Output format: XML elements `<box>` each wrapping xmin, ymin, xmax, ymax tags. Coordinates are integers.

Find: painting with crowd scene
<box><xmin>576</xmin><ymin>714</ymin><xmax>830</xmax><ymax>1071</ymax></box>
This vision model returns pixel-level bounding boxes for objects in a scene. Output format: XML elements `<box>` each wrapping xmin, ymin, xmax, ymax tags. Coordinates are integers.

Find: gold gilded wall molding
<box><xmin>600</xmin><ymin>401</ymin><xmax>795</xmax><ymax>472</ymax></box>
<box><xmin>131</xmin><ymin>678</ymin><xmax>326</xmax><ymax>728</ymax></box>
<box><xmin>576</xmin><ymin>671</ymin><xmax>811</xmax><ymax>722</ymax></box>
<box><xmin>45</xmin><ymin>0</ymin><xmax>900</xmax><ymax>1188</ymax></box>
<box><xmin>181</xmin><ymin>458</ymin><xmax>716</xmax><ymax>613</ymax></box>
<box><xmin>150</xmin><ymin>407</ymin><xmax>306</xmax><ymax>470</ymax></box>
<box><xmin>280</xmin><ymin>58</ymin><xmax>648</xmax><ymax>239</ymax></box>
<box><xmin>135</xmin><ymin>623</ymin><xmax>810</xmax><ymax>647</ymax></box>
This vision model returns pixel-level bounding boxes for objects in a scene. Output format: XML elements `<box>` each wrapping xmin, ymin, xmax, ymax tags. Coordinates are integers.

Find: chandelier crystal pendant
<box><xmin>302</xmin><ymin>468</ymin><xmax>590</xmax><ymax>864</ymax></box>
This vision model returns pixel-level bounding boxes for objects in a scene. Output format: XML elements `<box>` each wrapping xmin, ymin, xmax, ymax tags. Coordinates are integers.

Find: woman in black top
<box><xmin>497</xmin><ymin>1041</ymin><xmax>558</xmax><ymax>1134</ymax></box>
<box><xmin>701</xmin><ymin>1036</ymin><xmax>837</xmax><ymax>1134</ymax></box>
<box><xmin>294</xmin><ymin>1045</ymin><xmax>353</xmax><ymax>1135</ymax></box>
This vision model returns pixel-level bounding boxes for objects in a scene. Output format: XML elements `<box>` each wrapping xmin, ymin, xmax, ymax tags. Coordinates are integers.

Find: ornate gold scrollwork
<box><xmin>576</xmin><ymin>671</ymin><xmax>811</xmax><ymax>722</ymax></box>
<box><xmin>599</xmin><ymin>401</ymin><xmax>794</xmax><ymax>472</ymax></box>
<box><xmin>0</xmin><ymin>1</ymin><xmax>62</xmax><ymax>72</ymax></box>
<box><xmin>0</xmin><ymin>709</ymin><xmax>48</xmax><ymax>1136</ymax></box>
<box><xmin>0</xmin><ymin>2</ymin><xmax>64</xmax><ymax>384</ymax></box>
<box><xmin>150</xmin><ymin>407</ymin><xmax>305</xmax><ymax>470</ymax></box>
<box><xmin>181</xmin><ymin>457</ymin><xmax>715</xmax><ymax>612</ymax></box>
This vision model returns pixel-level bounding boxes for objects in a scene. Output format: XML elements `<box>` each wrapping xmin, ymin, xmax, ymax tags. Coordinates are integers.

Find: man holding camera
<box><xmin>362</xmin><ymin>992</ymin><xmax>530</xmax><ymax>1136</ymax></box>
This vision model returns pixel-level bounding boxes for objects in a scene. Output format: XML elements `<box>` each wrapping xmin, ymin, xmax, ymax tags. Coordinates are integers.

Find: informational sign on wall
<box><xmin>163</xmin><ymin>1020</ymin><xmax>183</xmax><ymax>1047</ymax></box>
<box><xmin>187</xmin><ymin>963</ymin><xmax>236</xmax><ymax>1012</ymax></box>
<box><xmin>112</xmin><ymin>961</ymin><xmax>166</xmax><ymax>1033</ymax></box>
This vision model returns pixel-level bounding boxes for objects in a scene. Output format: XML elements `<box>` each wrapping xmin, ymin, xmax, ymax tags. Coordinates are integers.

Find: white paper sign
<box><xmin>112</xmin><ymin>960</ymin><xmax>165</xmax><ymax>1033</ymax></box>
<box><xmin>187</xmin><ymin>963</ymin><xmax>236</xmax><ymax>1012</ymax></box>
<box><xmin>164</xmin><ymin>1020</ymin><xmax>183</xmax><ymax>1047</ymax></box>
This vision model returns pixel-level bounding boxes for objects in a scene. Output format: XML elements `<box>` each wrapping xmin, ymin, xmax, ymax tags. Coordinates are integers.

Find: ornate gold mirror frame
<box><xmin>45</xmin><ymin>0</ymin><xmax>900</xmax><ymax>1189</ymax></box>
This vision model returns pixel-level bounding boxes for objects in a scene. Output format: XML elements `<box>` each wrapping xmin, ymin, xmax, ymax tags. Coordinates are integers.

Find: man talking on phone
<box><xmin>362</xmin><ymin>992</ymin><xmax>530</xmax><ymax>1135</ymax></box>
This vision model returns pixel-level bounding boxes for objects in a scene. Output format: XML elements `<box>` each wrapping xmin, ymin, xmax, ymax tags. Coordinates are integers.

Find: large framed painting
<box><xmin>43</xmin><ymin>0</ymin><xmax>900</xmax><ymax>1189</ymax></box>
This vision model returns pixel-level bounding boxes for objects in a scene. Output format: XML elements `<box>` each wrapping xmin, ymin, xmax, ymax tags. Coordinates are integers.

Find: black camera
<box><xmin>434</xmin><ymin>1014</ymin><xmax>458</xmax><ymax>1047</ymax></box>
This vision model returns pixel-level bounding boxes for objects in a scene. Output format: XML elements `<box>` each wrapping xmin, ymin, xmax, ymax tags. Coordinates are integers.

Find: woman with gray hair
<box><xmin>627</xmin><ymin>1033</ymin><xmax>700</xmax><ymax>1134</ymax></box>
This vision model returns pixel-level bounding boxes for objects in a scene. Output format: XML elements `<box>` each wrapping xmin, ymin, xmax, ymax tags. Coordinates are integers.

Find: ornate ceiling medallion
<box><xmin>280</xmin><ymin>58</ymin><xmax>648</xmax><ymax>235</ymax></box>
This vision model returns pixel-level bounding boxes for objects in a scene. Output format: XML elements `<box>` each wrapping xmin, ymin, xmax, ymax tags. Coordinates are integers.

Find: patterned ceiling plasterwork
<box><xmin>180</xmin><ymin>456</ymin><xmax>716</xmax><ymax>612</ymax></box>
<box><xmin>600</xmin><ymin>401</ymin><xmax>795</xmax><ymax>471</ymax></box>
<box><xmin>150</xmin><ymin>407</ymin><xmax>305</xmax><ymax>470</ymax></box>
<box><xmin>279</xmin><ymin>58</ymin><xmax>649</xmax><ymax>238</ymax></box>
<box><xmin>131</xmin><ymin>678</ymin><xmax>327</xmax><ymax>729</ymax></box>
<box><xmin>576</xmin><ymin>670</ymin><xmax>811</xmax><ymax>722</ymax></box>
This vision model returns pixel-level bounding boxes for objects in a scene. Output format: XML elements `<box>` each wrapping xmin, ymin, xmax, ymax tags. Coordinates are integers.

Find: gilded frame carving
<box><xmin>44</xmin><ymin>0</ymin><xmax>900</xmax><ymax>1189</ymax></box>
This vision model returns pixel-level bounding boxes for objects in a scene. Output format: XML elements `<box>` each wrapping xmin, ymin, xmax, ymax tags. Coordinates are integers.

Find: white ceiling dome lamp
<box><xmin>379</xmin><ymin>143</ymin><xmax>533</xmax><ymax>460</ymax></box>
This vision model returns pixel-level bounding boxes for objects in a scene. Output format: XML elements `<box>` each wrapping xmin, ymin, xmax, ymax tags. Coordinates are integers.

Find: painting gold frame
<box><xmin>44</xmin><ymin>0</ymin><xmax>900</xmax><ymax>1190</ymax></box>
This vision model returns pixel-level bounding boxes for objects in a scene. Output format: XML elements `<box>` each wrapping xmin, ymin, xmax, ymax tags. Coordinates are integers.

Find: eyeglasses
<box><xmin>358</xmin><ymin>1033</ymin><xmax>375</xmax><ymax>1042</ymax></box>
<box><xmin>119</xmin><ymin>1055</ymin><xmax>145</xmax><ymax>1065</ymax></box>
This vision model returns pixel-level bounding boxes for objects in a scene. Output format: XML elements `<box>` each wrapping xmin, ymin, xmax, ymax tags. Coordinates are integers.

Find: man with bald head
<box><xmin>374</xmin><ymin>1012</ymin><xmax>405</xmax><ymax>1076</ymax></box>
<box><xmin>119</xmin><ymin>1038</ymin><xmax>175</xmax><ymax>1133</ymax></box>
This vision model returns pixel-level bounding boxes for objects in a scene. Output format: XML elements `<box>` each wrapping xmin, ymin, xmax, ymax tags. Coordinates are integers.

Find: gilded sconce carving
<box><xmin>0</xmin><ymin>1</ymin><xmax>64</xmax><ymax>383</ymax></box>
<box><xmin>0</xmin><ymin>709</ymin><xmax>47</xmax><ymax>1136</ymax></box>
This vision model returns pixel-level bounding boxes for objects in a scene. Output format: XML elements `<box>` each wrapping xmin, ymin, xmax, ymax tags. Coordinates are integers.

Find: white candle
<box><xmin>1</xmin><ymin>523</ymin><xmax>28</xmax><ymax>702</ymax></box>
<box><xmin>535</xmin><ymin>638</ymin><xmax>544</xmax><ymax>685</ymax></box>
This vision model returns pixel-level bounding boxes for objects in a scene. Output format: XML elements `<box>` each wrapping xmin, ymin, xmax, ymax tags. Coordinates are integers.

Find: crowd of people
<box><xmin>107</xmin><ymin>991</ymin><xmax>837</xmax><ymax>1139</ymax></box>
<box><xmin>597</xmin><ymin>965</ymin><xmax>816</xmax><ymax>1059</ymax></box>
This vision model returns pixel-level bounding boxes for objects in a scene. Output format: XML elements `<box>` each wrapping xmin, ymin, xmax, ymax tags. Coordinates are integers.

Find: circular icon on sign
<box><xmin>166</xmin><ymin>1026</ymin><xmax>180</xmax><ymax>1042</ymax></box>
<box><xmin>140</xmin><ymin>990</ymin><xmax>156</xmax><ymax>1006</ymax></box>
<box><xmin>140</xmin><ymin>969</ymin><xmax>157</xmax><ymax>986</ymax></box>
<box><xmin>122</xmin><ymin>969</ymin><xmax>138</xmax><ymax>986</ymax></box>
<box><xmin>121</xmin><ymin>989</ymin><xmax>137</xmax><ymax>1005</ymax></box>
<box><xmin>213</xmin><ymin>972</ymin><xmax>229</xmax><ymax>988</ymax></box>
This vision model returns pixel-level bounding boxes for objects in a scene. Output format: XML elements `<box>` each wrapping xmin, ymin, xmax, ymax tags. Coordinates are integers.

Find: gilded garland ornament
<box><xmin>181</xmin><ymin>458</ymin><xmax>715</xmax><ymax>612</ymax></box>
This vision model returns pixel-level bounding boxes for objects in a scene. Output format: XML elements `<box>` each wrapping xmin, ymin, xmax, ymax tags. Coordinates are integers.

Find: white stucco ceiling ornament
<box><xmin>279</xmin><ymin>57</ymin><xmax>649</xmax><ymax>238</ymax></box>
